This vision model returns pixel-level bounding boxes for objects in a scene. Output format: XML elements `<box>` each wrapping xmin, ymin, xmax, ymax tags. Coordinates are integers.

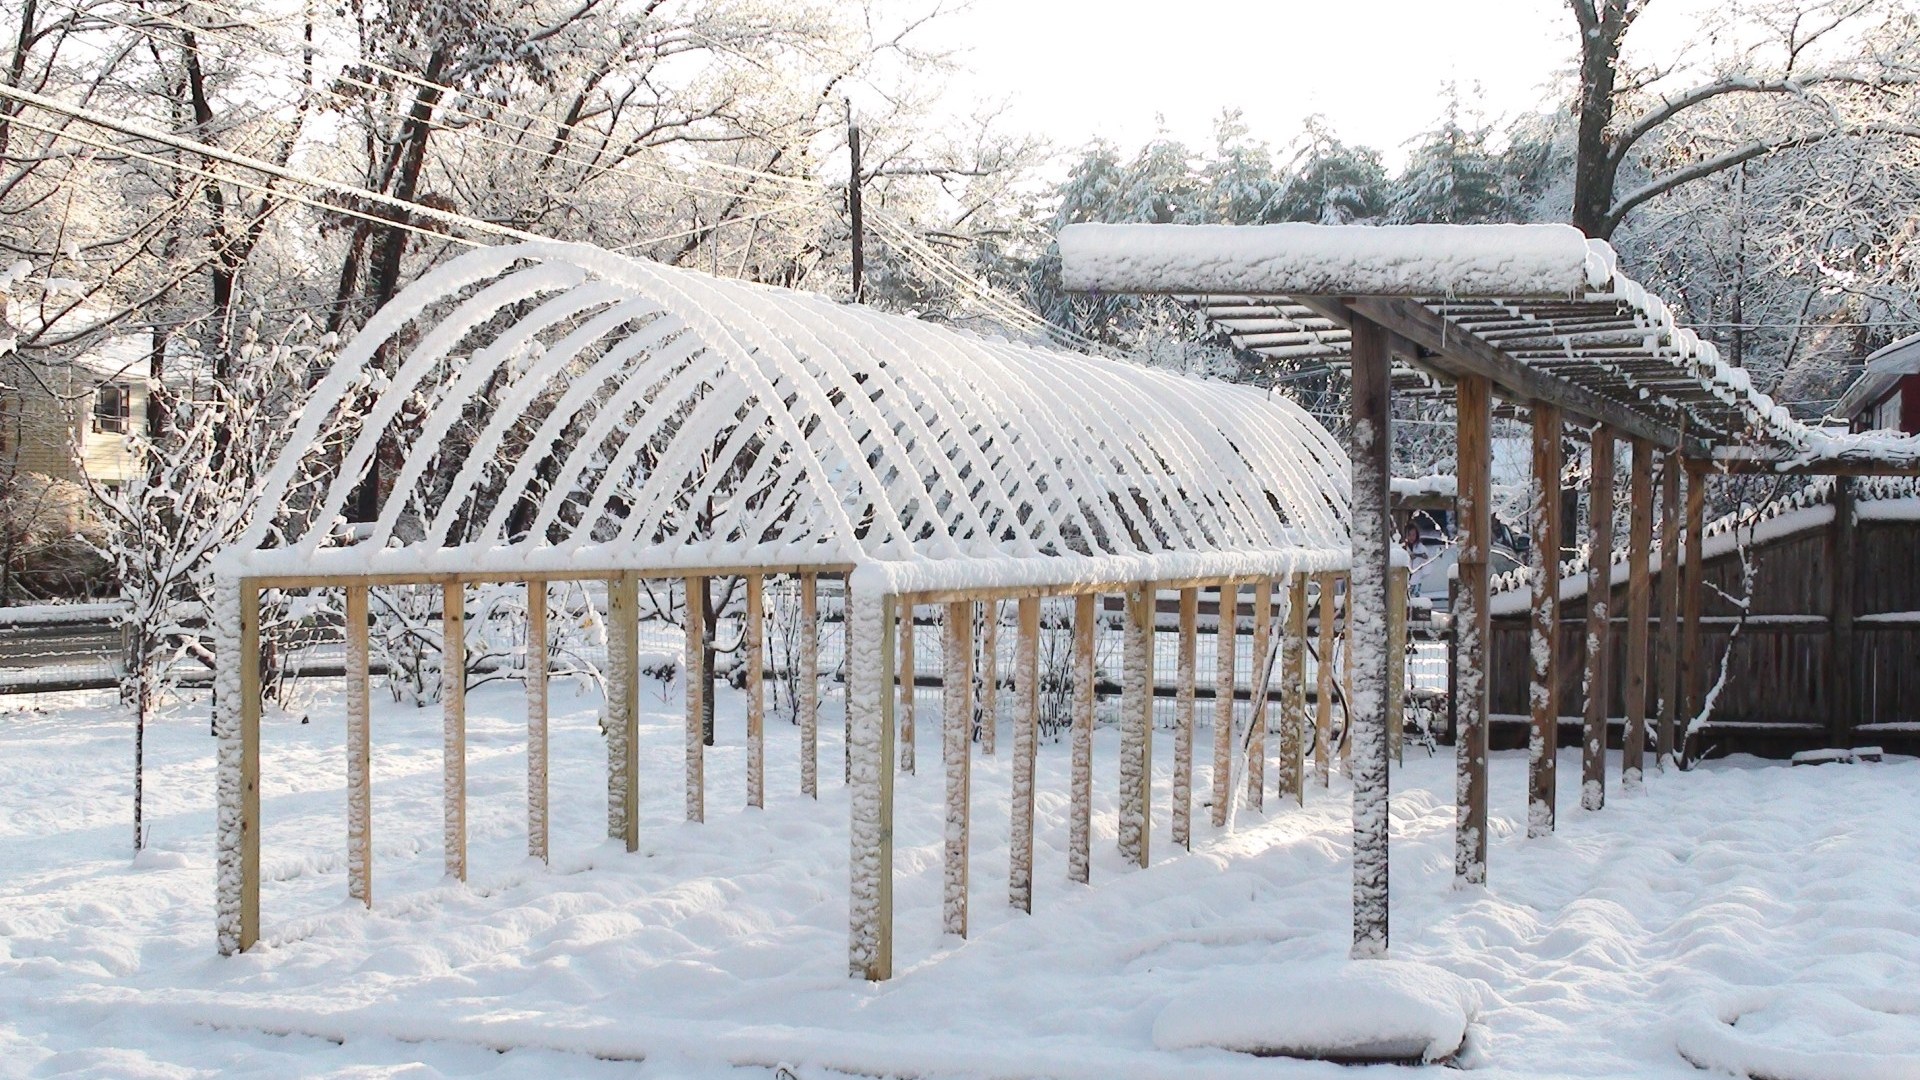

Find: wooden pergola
<box><xmin>1060</xmin><ymin>221</ymin><xmax>1920</xmax><ymax>948</ymax></box>
<box><xmin>210</xmin><ymin>241</ymin><xmax>1367</xmax><ymax>981</ymax></box>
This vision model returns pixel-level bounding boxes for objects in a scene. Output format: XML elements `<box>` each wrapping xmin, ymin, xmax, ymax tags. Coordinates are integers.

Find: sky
<box><xmin>920</xmin><ymin>0</ymin><xmax>1680</xmax><ymax>170</ymax></box>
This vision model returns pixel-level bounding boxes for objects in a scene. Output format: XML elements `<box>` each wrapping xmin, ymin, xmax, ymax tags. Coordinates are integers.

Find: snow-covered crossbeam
<box><xmin>1058</xmin><ymin>223</ymin><xmax>1616</xmax><ymax>297</ymax></box>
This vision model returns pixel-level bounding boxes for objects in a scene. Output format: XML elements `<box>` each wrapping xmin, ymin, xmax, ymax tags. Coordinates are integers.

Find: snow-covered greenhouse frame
<box><xmin>211</xmin><ymin>241</ymin><xmax>1362</xmax><ymax>979</ymax></box>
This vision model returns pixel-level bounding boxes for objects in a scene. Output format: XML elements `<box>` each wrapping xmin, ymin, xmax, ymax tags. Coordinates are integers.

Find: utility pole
<box><xmin>848</xmin><ymin>109</ymin><xmax>864</xmax><ymax>304</ymax></box>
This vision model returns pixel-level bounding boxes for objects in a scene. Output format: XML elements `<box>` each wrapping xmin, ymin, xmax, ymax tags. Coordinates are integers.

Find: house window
<box><xmin>93</xmin><ymin>382</ymin><xmax>131</xmax><ymax>434</ymax></box>
<box><xmin>1876</xmin><ymin>392</ymin><xmax>1903</xmax><ymax>433</ymax></box>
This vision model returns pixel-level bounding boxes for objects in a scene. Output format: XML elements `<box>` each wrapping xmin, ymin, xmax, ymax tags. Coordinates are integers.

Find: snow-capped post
<box><xmin>846</xmin><ymin>586</ymin><xmax>894</xmax><ymax>980</ymax></box>
<box><xmin>747</xmin><ymin>574</ymin><xmax>765</xmax><ymax>810</ymax></box>
<box><xmin>1070</xmin><ymin>593</ymin><xmax>1095</xmax><ymax>884</ymax></box>
<box><xmin>1247</xmin><ymin>579</ymin><xmax>1273</xmax><ymax>809</ymax></box>
<box><xmin>979</xmin><ymin>600</ymin><xmax>999</xmax><ymax>755</ymax></box>
<box><xmin>443</xmin><ymin>582</ymin><xmax>468</xmax><ymax>881</ymax></box>
<box><xmin>1826</xmin><ymin>477</ymin><xmax>1858</xmax><ymax>750</ymax></box>
<box><xmin>1315</xmin><ymin>574</ymin><xmax>1338</xmax><ymax>787</ymax></box>
<box><xmin>346</xmin><ymin>584</ymin><xmax>372</xmax><ymax>905</ymax></box>
<box><xmin>1680</xmin><ymin>462</ymin><xmax>1706</xmax><ymax>762</ymax></box>
<box><xmin>1582</xmin><ymin>427</ymin><xmax>1616</xmax><ymax>812</ymax></box>
<box><xmin>1528</xmin><ymin>403</ymin><xmax>1565</xmax><ymax>838</ymax></box>
<box><xmin>1212</xmin><ymin>583</ymin><xmax>1237</xmax><ymax>827</ymax></box>
<box><xmin>942</xmin><ymin>601</ymin><xmax>973</xmax><ymax>935</ymax></box>
<box><xmin>898</xmin><ymin>597</ymin><xmax>916</xmax><ymax>775</ymax></box>
<box><xmin>1388</xmin><ymin>566</ymin><xmax>1408</xmax><ymax>764</ymax></box>
<box><xmin>608</xmin><ymin>572</ymin><xmax>640</xmax><ymax>848</ymax></box>
<box><xmin>801</xmin><ymin>575</ymin><xmax>820</xmax><ymax>799</ymax></box>
<box><xmin>1278</xmin><ymin>574</ymin><xmax>1308</xmax><ymax>807</ymax></box>
<box><xmin>526</xmin><ymin>580</ymin><xmax>550</xmax><ymax>863</ymax></box>
<box><xmin>684</xmin><ymin>575</ymin><xmax>705</xmax><ymax>824</ymax></box>
<box><xmin>1173</xmin><ymin>587</ymin><xmax>1197</xmax><ymax>849</ymax></box>
<box><xmin>1656</xmin><ymin>450</ymin><xmax>1682</xmax><ymax>771</ymax></box>
<box><xmin>1119</xmin><ymin>585</ymin><xmax>1155</xmax><ymax>868</ymax></box>
<box><xmin>215</xmin><ymin>576</ymin><xmax>261</xmax><ymax>955</ymax></box>
<box><xmin>1347</xmin><ymin>313</ymin><xmax>1393</xmax><ymax>960</ymax></box>
<box><xmin>1010</xmin><ymin>596</ymin><xmax>1040</xmax><ymax>911</ymax></box>
<box><xmin>1622</xmin><ymin>439</ymin><xmax>1654</xmax><ymax>791</ymax></box>
<box><xmin>1454</xmin><ymin>374</ymin><xmax>1492</xmax><ymax>886</ymax></box>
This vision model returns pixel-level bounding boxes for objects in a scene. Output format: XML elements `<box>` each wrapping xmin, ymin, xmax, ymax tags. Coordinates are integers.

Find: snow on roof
<box><xmin>222</xmin><ymin>242</ymin><xmax>1352</xmax><ymax>593</ymax></box>
<box><xmin>1835</xmin><ymin>331</ymin><xmax>1920</xmax><ymax>421</ymax></box>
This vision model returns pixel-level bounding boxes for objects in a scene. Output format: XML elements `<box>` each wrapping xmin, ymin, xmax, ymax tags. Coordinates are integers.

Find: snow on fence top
<box><xmin>222</xmin><ymin>241</ymin><xmax>1352</xmax><ymax>594</ymax></box>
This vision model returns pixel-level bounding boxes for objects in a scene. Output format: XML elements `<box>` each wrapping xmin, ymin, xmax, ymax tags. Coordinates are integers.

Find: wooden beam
<box><xmin>849</xmin><ymin>590</ymin><xmax>895</xmax><ymax>981</ymax></box>
<box><xmin>1454</xmin><ymin>374</ymin><xmax>1492</xmax><ymax>886</ymax></box>
<box><xmin>1278</xmin><ymin>575</ymin><xmax>1308</xmax><ymax>807</ymax></box>
<box><xmin>1388</xmin><ymin>566</ymin><xmax>1408</xmax><ymax>765</ymax></box>
<box><xmin>243</xmin><ymin>562</ymin><xmax>859</xmax><ymax>592</ymax></box>
<box><xmin>1828</xmin><ymin>478</ymin><xmax>1857</xmax><ymax>750</ymax></box>
<box><xmin>346</xmin><ymin>584</ymin><xmax>372</xmax><ymax>906</ymax></box>
<box><xmin>1120</xmin><ymin>585</ymin><xmax>1155</xmax><ymax>868</ymax></box>
<box><xmin>979</xmin><ymin>600</ymin><xmax>999</xmax><ymax>757</ymax></box>
<box><xmin>1212</xmin><ymin>583</ymin><xmax>1236</xmax><ymax>827</ymax></box>
<box><xmin>746</xmin><ymin>574</ymin><xmax>765</xmax><ymax>810</ymax></box>
<box><xmin>1070</xmin><ymin>593</ymin><xmax>1096</xmax><ymax>884</ymax></box>
<box><xmin>1581</xmin><ymin>428</ymin><xmax>1616</xmax><ymax>812</ymax></box>
<box><xmin>942</xmin><ymin>600</ymin><xmax>973</xmax><ymax>935</ymax></box>
<box><xmin>1709</xmin><ymin>455</ymin><xmax>1920</xmax><ymax>477</ymax></box>
<box><xmin>1247</xmin><ymin>579</ymin><xmax>1273</xmax><ymax>808</ymax></box>
<box><xmin>1622</xmin><ymin>439</ymin><xmax>1654</xmax><ymax>791</ymax></box>
<box><xmin>898</xmin><ymin>598</ymin><xmax>916</xmax><ymax>775</ymax></box>
<box><xmin>526</xmin><ymin>580</ymin><xmax>549</xmax><ymax>863</ymax></box>
<box><xmin>1680</xmin><ymin>462</ymin><xmax>1707</xmax><ymax>764</ymax></box>
<box><xmin>443</xmin><ymin>581</ymin><xmax>468</xmax><ymax>880</ymax></box>
<box><xmin>1528</xmin><ymin>402</ymin><xmax>1564</xmax><ymax>838</ymax></box>
<box><xmin>801</xmin><ymin>574</ymin><xmax>820</xmax><ymax>799</ymax></box>
<box><xmin>1315</xmin><ymin>573</ymin><xmax>1337</xmax><ymax>789</ymax></box>
<box><xmin>1011</xmin><ymin>596</ymin><xmax>1040</xmax><ymax>911</ymax></box>
<box><xmin>1656</xmin><ymin>451</ymin><xmax>1681</xmax><ymax>772</ymax></box>
<box><xmin>610</xmin><ymin>573</ymin><xmax>640</xmax><ymax>850</ymax></box>
<box><xmin>1173</xmin><ymin>587</ymin><xmax>1198</xmax><ymax>849</ymax></box>
<box><xmin>684</xmin><ymin>575</ymin><xmax>705</xmax><ymax>824</ymax></box>
<box><xmin>1348</xmin><ymin>311</ymin><xmax>1393</xmax><ymax>958</ymax></box>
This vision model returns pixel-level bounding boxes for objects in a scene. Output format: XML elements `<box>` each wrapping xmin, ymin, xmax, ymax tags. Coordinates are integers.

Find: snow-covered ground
<box><xmin>3</xmin><ymin>678</ymin><xmax>1917</xmax><ymax>1078</ymax></box>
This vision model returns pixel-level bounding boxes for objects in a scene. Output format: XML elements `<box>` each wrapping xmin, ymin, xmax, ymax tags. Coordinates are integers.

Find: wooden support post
<box><xmin>1388</xmin><ymin>566</ymin><xmax>1408</xmax><ymax>765</ymax></box>
<box><xmin>1527</xmin><ymin>402</ymin><xmax>1564</xmax><ymax>838</ymax></box>
<box><xmin>1011</xmin><ymin>597</ymin><xmax>1040</xmax><ymax>911</ymax></box>
<box><xmin>443</xmin><ymin>581</ymin><xmax>468</xmax><ymax>880</ymax></box>
<box><xmin>683</xmin><ymin>575</ymin><xmax>705</xmax><ymax>824</ymax></box>
<box><xmin>526</xmin><ymin>581</ymin><xmax>549</xmax><ymax>863</ymax></box>
<box><xmin>1828</xmin><ymin>477</ymin><xmax>1857</xmax><ymax>749</ymax></box>
<box><xmin>1315</xmin><ymin>573</ymin><xmax>1337</xmax><ymax>788</ymax></box>
<box><xmin>942</xmin><ymin>600</ymin><xmax>973</xmax><ymax>935</ymax></box>
<box><xmin>1680</xmin><ymin>462</ymin><xmax>1706</xmax><ymax>762</ymax></box>
<box><xmin>236</xmin><ymin>582</ymin><xmax>262</xmax><ymax>951</ymax></box>
<box><xmin>979</xmin><ymin>600</ymin><xmax>999</xmax><ymax>755</ymax></box>
<box><xmin>1247</xmin><ymin>578</ymin><xmax>1273</xmax><ymax>809</ymax></box>
<box><xmin>1119</xmin><ymin>584</ymin><xmax>1154</xmax><ymax>868</ymax></box>
<box><xmin>1278</xmin><ymin>574</ymin><xmax>1307</xmax><ymax>807</ymax></box>
<box><xmin>1454</xmin><ymin>373</ymin><xmax>1492</xmax><ymax>885</ymax></box>
<box><xmin>1622</xmin><ymin>439</ymin><xmax>1654</xmax><ymax>791</ymax></box>
<box><xmin>899</xmin><ymin>597</ymin><xmax>916</xmax><ymax>775</ymax></box>
<box><xmin>346</xmin><ymin>584</ymin><xmax>372</xmax><ymax>906</ymax></box>
<box><xmin>1070</xmin><ymin>593</ymin><xmax>1095</xmax><ymax>884</ymax></box>
<box><xmin>1656</xmin><ymin>452</ymin><xmax>1682</xmax><ymax>772</ymax></box>
<box><xmin>1212</xmin><ymin>583</ymin><xmax>1236</xmax><ymax>827</ymax></box>
<box><xmin>848</xmin><ymin>590</ymin><xmax>895</xmax><ymax>980</ymax></box>
<box><xmin>746</xmin><ymin>574</ymin><xmax>765</xmax><ymax>809</ymax></box>
<box><xmin>1581</xmin><ymin>427</ymin><xmax>1616</xmax><ymax>812</ymax></box>
<box><xmin>1348</xmin><ymin>312</ymin><xmax>1393</xmax><ymax>959</ymax></box>
<box><xmin>801</xmin><ymin>574</ymin><xmax>820</xmax><ymax>798</ymax></box>
<box><xmin>609</xmin><ymin>573</ymin><xmax>640</xmax><ymax>850</ymax></box>
<box><xmin>846</xmin><ymin>579</ymin><xmax>855</xmax><ymax>785</ymax></box>
<box><xmin>1173</xmin><ymin>587</ymin><xmax>1198</xmax><ymax>848</ymax></box>
<box><xmin>1341</xmin><ymin>574</ymin><xmax>1354</xmax><ymax>769</ymax></box>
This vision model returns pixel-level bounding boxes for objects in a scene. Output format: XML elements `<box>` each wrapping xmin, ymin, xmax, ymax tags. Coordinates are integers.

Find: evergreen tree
<box><xmin>1388</xmin><ymin>87</ymin><xmax>1517</xmax><ymax>224</ymax></box>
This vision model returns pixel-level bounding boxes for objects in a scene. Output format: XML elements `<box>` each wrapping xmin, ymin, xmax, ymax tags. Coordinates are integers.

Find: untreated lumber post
<box><xmin>1315</xmin><ymin>573</ymin><xmax>1337</xmax><ymax>787</ymax></box>
<box><xmin>224</xmin><ymin>579</ymin><xmax>263</xmax><ymax>953</ymax></box>
<box><xmin>684</xmin><ymin>575</ymin><xmax>705</xmax><ymax>824</ymax></box>
<box><xmin>1278</xmin><ymin>574</ymin><xmax>1308</xmax><ymax>807</ymax></box>
<box><xmin>1623</xmin><ymin>439</ymin><xmax>1654</xmax><ymax>791</ymax></box>
<box><xmin>1528</xmin><ymin>402</ymin><xmax>1564</xmax><ymax>838</ymax></box>
<box><xmin>1582</xmin><ymin>427</ymin><xmax>1616</xmax><ymax>812</ymax></box>
<box><xmin>1174</xmin><ymin>587</ymin><xmax>1198</xmax><ymax>848</ymax></box>
<box><xmin>942</xmin><ymin>600</ymin><xmax>973</xmax><ymax>934</ymax></box>
<box><xmin>443</xmin><ymin>580</ymin><xmax>468</xmax><ymax>880</ymax></box>
<box><xmin>610</xmin><ymin>573</ymin><xmax>640</xmax><ymax>850</ymax></box>
<box><xmin>848</xmin><ymin>589</ymin><xmax>895</xmax><ymax>980</ymax></box>
<box><xmin>1348</xmin><ymin>312</ymin><xmax>1393</xmax><ymax>958</ymax></box>
<box><xmin>1011</xmin><ymin>596</ymin><xmax>1040</xmax><ymax>911</ymax></box>
<box><xmin>526</xmin><ymin>581</ymin><xmax>549</xmax><ymax>864</ymax></box>
<box><xmin>1119</xmin><ymin>584</ymin><xmax>1154</xmax><ymax>868</ymax></box>
<box><xmin>1342</xmin><ymin>574</ymin><xmax>1355</xmax><ymax>768</ymax></box>
<box><xmin>1454</xmin><ymin>373</ymin><xmax>1491</xmax><ymax>885</ymax></box>
<box><xmin>801</xmin><ymin>575</ymin><xmax>820</xmax><ymax>798</ymax></box>
<box><xmin>1070</xmin><ymin>593</ymin><xmax>1095</xmax><ymax>884</ymax></box>
<box><xmin>899</xmin><ymin>596</ymin><xmax>916</xmax><ymax>775</ymax></box>
<box><xmin>1680</xmin><ymin>461</ymin><xmax>1707</xmax><ymax>761</ymax></box>
<box><xmin>1212</xmin><ymin>583</ymin><xmax>1237</xmax><ymax>826</ymax></box>
<box><xmin>1828</xmin><ymin>477</ymin><xmax>1857</xmax><ymax>749</ymax></box>
<box><xmin>979</xmin><ymin>600</ymin><xmax>999</xmax><ymax>755</ymax></box>
<box><xmin>1247</xmin><ymin>579</ymin><xmax>1273</xmax><ymax>809</ymax></box>
<box><xmin>346</xmin><ymin>584</ymin><xmax>372</xmax><ymax>905</ymax></box>
<box><xmin>746</xmin><ymin>574</ymin><xmax>765</xmax><ymax>809</ymax></box>
<box><xmin>1388</xmin><ymin>566</ymin><xmax>1408</xmax><ymax>765</ymax></box>
<box><xmin>1656</xmin><ymin>452</ymin><xmax>1681</xmax><ymax>772</ymax></box>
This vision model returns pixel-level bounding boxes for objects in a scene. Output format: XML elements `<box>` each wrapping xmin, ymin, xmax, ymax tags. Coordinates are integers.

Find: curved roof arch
<box><xmin>228</xmin><ymin>241</ymin><xmax>1351</xmax><ymax>592</ymax></box>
